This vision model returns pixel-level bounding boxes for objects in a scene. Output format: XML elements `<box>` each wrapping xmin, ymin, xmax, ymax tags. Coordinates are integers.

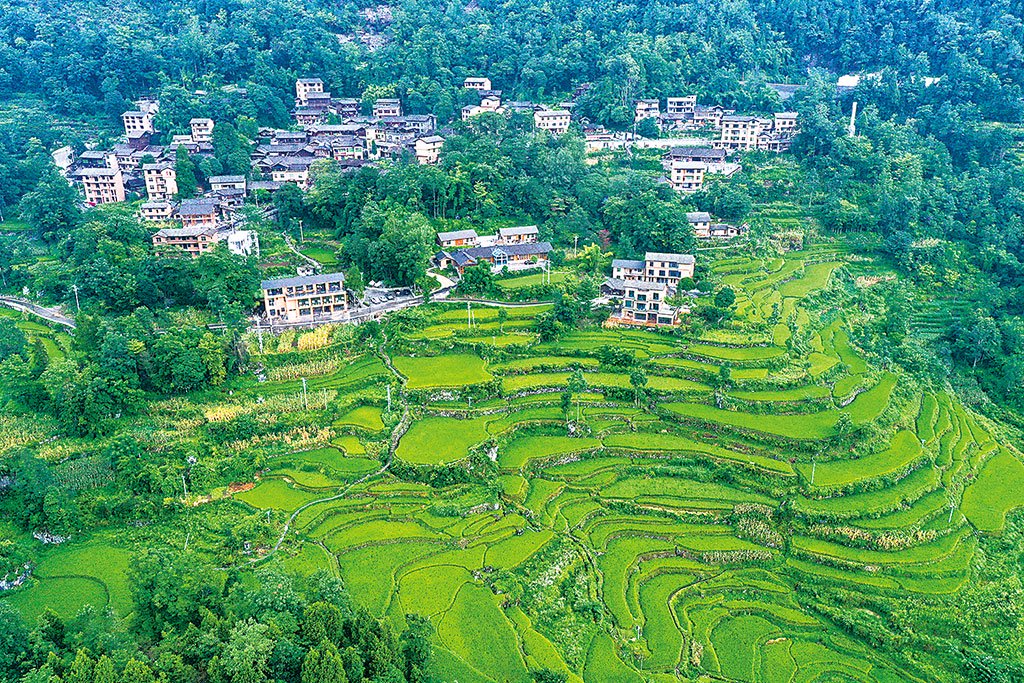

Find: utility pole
<box><xmin>257</xmin><ymin>324</ymin><xmax>264</xmax><ymax>354</ymax></box>
<box><xmin>298</xmin><ymin>218</ymin><xmax>305</xmax><ymax>244</ymax></box>
<box><xmin>848</xmin><ymin>101</ymin><xmax>859</xmax><ymax>137</ymax></box>
<box><xmin>810</xmin><ymin>458</ymin><xmax>816</xmax><ymax>486</ymax></box>
<box><xmin>386</xmin><ymin>384</ymin><xmax>392</xmax><ymax>412</ymax></box>
<box><xmin>71</xmin><ymin>284</ymin><xmax>81</xmax><ymax>313</ymax></box>
<box><xmin>574</xmin><ymin>235</ymin><xmax>579</xmax><ymax>258</ymax></box>
<box><xmin>301</xmin><ymin>377</ymin><xmax>308</xmax><ymax>410</ymax></box>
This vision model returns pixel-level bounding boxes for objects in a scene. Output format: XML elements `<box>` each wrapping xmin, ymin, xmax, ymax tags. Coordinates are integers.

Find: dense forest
<box><xmin>3</xmin><ymin>0</ymin><xmax>1024</xmax><ymax>681</ymax></box>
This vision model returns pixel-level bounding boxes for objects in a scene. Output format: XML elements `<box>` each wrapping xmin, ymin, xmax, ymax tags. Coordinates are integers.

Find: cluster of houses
<box><xmin>634</xmin><ymin>95</ymin><xmax>799</xmax><ymax>152</ymax></box>
<box><xmin>290</xmin><ymin>78</ymin><xmax>445</xmax><ymax>163</ymax></box>
<box><xmin>578</xmin><ymin>96</ymin><xmax>798</xmax><ymax>195</ymax></box>
<box><xmin>459</xmin><ymin>76</ymin><xmax>579</xmax><ymax>136</ymax></box>
<box><xmin>432</xmin><ymin>225</ymin><xmax>553</xmax><ymax>275</ymax></box>
<box><xmin>686</xmin><ymin>211</ymin><xmax>747</xmax><ymax>239</ymax></box>
<box><xmin>604</xmin><ymin>252</ymin><xmax>697</xmax><ymax>327</ymax></box>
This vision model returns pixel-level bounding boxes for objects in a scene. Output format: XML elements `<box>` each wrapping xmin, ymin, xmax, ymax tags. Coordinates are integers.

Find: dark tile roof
<box><xmin>261</xmin><ymin>272</ymin><xmax>346</xmax><ymax>289</ymax></box>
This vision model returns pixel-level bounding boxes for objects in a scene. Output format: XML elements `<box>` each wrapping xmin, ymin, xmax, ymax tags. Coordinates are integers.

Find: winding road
<box><xmin>0</xmin><ymin>295</ymin><xmax>76</xmax><ymax>329</ymax></box>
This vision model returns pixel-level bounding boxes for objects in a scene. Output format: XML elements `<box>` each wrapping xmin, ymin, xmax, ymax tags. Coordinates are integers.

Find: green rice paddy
<box><xmin>9</xmin><ymin>247</ymin><xmax>1022</xmax><ymax>683</ymax></box>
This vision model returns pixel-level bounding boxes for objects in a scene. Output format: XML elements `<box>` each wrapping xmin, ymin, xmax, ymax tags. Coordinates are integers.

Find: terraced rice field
<box><xmin>10</xmin><ymin>247</ymin><xmax>1023</xmax><ymax>683</ymax></box>
<box><xmin>242</xmin><ymin>251</ymin><xmax>1024</xmax><ymax>680</ymax></box>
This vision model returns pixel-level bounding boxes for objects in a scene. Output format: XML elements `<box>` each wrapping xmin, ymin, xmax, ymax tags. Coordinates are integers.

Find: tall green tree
<box><xmin>175</xmin><ymin>146</ymin><xmax>198</xmax><ymax>199</ymax></box>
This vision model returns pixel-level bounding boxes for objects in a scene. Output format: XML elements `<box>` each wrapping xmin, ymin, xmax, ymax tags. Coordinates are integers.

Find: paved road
<box><xmin>0</xmin><ymin>296</ymin><xmax>76</xmax><ymax>329</ymax></box>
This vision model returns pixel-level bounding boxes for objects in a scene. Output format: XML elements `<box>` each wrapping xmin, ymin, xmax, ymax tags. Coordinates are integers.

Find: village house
<box><xmin>774</xmin><ymin>111</ymin><xmax>799</xmax><ymax>134</ymax></box>
<box><xmin>77</xmin><ymin>150</ymin><xmax>113</xmax><ymax>168</ymax></box>
<box><xmin>190</xmin><ymin>118</ymin><xmax>215</xmax><ymax>144</ymax></box>
<box><xmin>122</xmin><ymin>110</ymin><xmax>155</xmax><ymax>138</ymax></box>
<box><xmin>692</xmin><ymin>105</ymin><xmax>734</xmax><ymax>129</ymax></box>
<box><xmin>403</xmin><ymin>114</ymin><xmax>438</xmax><ymax>135</ymax></box>
<box><xmin>686</xmin><ymin>211</ymin><xmax>712</xmax><ymax>238</ymax></box>
<box><xmin>436</xmin><ymin>229</ymin><xmax>479</xmax><ymax>249</ymax></box>
<box><xmin>667</xmin><ymin>160</ymin><xmax>705</xmax><ymax>193</ymax></box>
<box><xmin>377</xmin><ymin>128</ymin><xmax>418</xmax><ymax>156</ymax></box>
<box><xmin>209</xmin><ymin>175</ymin><xmax>247</xmax><ymax>192</ymax></box>
<box><xmin>248</xmin><ymin>180</ymin><xmax>283</xmax><ymax>196</ymax></box>
<box><xmin>293</xmin><ymin>107</ymin><xmax>327</xmax><ymax>126</ymax></box>
<box><xmin>329</xmin><ymin>135</ymin><xmax>368</xmax><ymax>160</ymax></box>
<box><xmin>143</xmin><ymin>162</ymin><xmax>178</xmax><ymax>201</ymax></box>
<box><xmin>611</xmin><ymin>258</ymin><xmax>645</xmax><ymax>280</ymax></box>
<box><xmin>605</xmin><ymin>251</ymin><xmax>696</xmax><ymax>327</ymax></box>
<box><xmin>74</xmin><ymin>167</ymin><xmax>126</xmax><ymax>205</ymax></box>
<box><xmin>665</xmin><ymin>95</ymin><xmax>697</xmax><ymax>115</ymax></box>
<box><xmin>533</xmin><ymin>108</ymin><xmax>571</xmax><ymax>135</ymax></box>
<box><xmin>373</xmin><ymin>99</ymin><xmax>402</xmax><ymax>117</ymax></box>
<box><xmin>212</xmin><ymin>188</ymin><xmax>245</xmax><ymax>214</ymax></box>
<box><xmin>152</xmin><ymin>224</ymin><xmax>258</xmax><ymax>258</ymax></box>
<box><xmin>717</xmin><ymin>115</ymin><xmax>769</xmax><ymax>150</ymax></box>
<box><xmin>462</xmin><ymin>93</ymin><xmax>503</xmax><ymax>120</ymax></box>
<box><xmin>635</xmin><ymin>99</ymin><xmax>660</xmax><ymax>122</ymax></box>
<box><xmin>464</xmin><ymin>77</ymin><xmax>492</xmax><ymax>91</ymax></box>
<box><xmin>334</xmin><ymin>99</ymin><xmax>361</xmax><ymax>118</ymax></box>
<box><xmin>708</xmin><ymin>222</ymin><xmax>748</xmax><ymax>238</ymax></box>
<box><xmin>269</xmin><ymin>157</ymin><xmax>314</xmax><ymax>189</ymax></box>
<box><xmin>715</xmin><ymin>112</ymin><xmax>798</xmax><ymax>152</ymax></box>
<box><xmin>436</xmin><ymin>242</ymin><xmax>553</xmax><ymax>275</ymax></box>
<box><xmin>305</xmin><ymin>91</ymin><xmax>333</xmax><ymax>112</ymax></box>
<box><xmin>618</xmin><ymin>280</ymin><xmax>681</xmax><ymax>326</ymax></box>
<box><xmin>262</xmin><ymin>272</ymin><xmax>348</xmax><ymax>323</ymax></box>
<box><xmin>611</xmin><ymin>252</ymin><xmax>695</xmax><ymax>287</ymax></box>
<box><xmin>498</xmin><ymin>225</ymin><xmax>539</xmax><ymax>244</ymax></box>
<box><xmin>507</xmin><ymin>101</ymin><xmax>539</xmax><ymax>114</ymax></box>
<box><xmin>414</xmin><ymin>135</ymin><xmax>445</xmax><ymax>164</ymax></box>
<box><xmin>140</xmin><ymin>200</ymin><xmax>175</xmax><ymax>222</ymax></box>
<box><xmin>152</xmin><ymin>225</ymin><xmax>221</xmax><ymax>257</ymax></box>
<box><xmin>175</xmin><ymin>198</ymin><xmax>219</xmax><ymax>227</ymax></box>
<box><xmin>584</xmin><ymin>130</ymin><xmax>639</xmax><ymax>152</ymax></box>
<box><xmin>479</xmin><ymin>94</ymin><xmax>502</xmax><ymax>111</ymax></box>
<box><xmin>295</xmin><ymin>78</ymin><xmax>325</xmax><ymax>106</ymax></box>
<box><xmin>643</xmin><ymin>252</ymin><xmax>695</xmax><ymax>285</ymax></box>
<box><xmin>666</xmin><ymin>146</ymin><xmax>726</xmax><ymax>164</ymax></box>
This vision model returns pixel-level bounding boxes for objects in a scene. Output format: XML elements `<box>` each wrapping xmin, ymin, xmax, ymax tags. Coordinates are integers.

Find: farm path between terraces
<box><xmin>254</xmin><ymin>335</ymin><xmax>412</xmax><ymax>567</ymax></box>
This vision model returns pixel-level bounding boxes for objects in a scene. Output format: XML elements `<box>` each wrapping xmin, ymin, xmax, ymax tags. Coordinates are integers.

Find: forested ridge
<box><xmin>2</xmin><ymin>0</ymin><xmax>1024</xmax><ymax>682</ymax></box>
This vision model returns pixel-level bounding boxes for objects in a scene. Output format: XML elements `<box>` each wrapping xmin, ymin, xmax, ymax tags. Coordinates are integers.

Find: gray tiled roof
<box><xmin>612</xmin><ymin>259</ymin><xmax>645</xmax><ymax>270</ymax></box>
<box><xmin>645</xmin><ymin>252</ymin><xmax>695</xmax><ymax>264</ymax></box>
<box><xmin>261</xmin><ymin>272</ymin><xmax>345</xmax><ymax>289</ymax></box>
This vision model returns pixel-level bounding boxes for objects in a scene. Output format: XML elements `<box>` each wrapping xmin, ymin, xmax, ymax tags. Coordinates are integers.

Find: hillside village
<box><xmin>4</xmin><ymin>2</ymin><xmax>1024</xmax><ymax>682</ymax></box>
<box><xmin>46</xmin><ymin>75</ymin><xmax>797</xmax><ymax>328</ymax></box>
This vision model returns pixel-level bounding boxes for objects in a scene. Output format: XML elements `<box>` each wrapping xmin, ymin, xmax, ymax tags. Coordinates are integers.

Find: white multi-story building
<box><xmin>190</xmin><ymin>118</ymin><xmax>215</xmax><ymax>144</ymax></box>
<box><xmin>143</xmin><ymin>162</ymin><xmax>177</xmax><ymax>201</ymax></box>
<box><xmin>666</xmin><ymin>95</ymin><xmax>697</xmax><ymax>115</ymax></box>
<box><xmin>414</xmin><ymin>136</ymin><xmax>445</xmax><ymax>164</ymax></box>
<box><xmin>606</xmin><ymin>251</ymin><xmax>696</xmax><ymax>327</ymax></box>
<box><xmin>463</xmin><ymin>77</ymin><xmax>492</xmax><ymax>91</ymax></box>
<box><xmin>534</xmin><ymin>108</ymin><xmax>571</xmax><ymax>135</ymax></box>
<box><xmin>122</xmin><ymin>110</ymin><xmax>155</xmax><ymax>137</ymax></box>
<box><xmin>295</xmin><ymin>78</ymin><xmax>325</xmax><ymax>106</ymax></box>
